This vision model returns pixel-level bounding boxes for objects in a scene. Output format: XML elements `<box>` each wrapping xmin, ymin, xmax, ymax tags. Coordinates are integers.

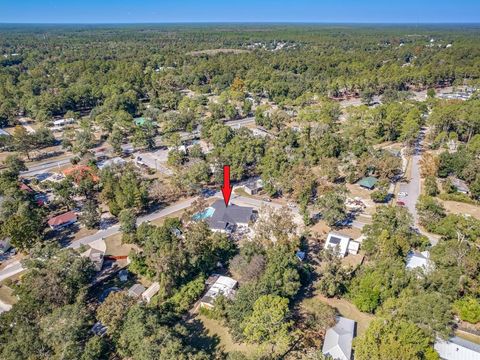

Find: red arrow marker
<box><xmin>221</xmin><ymin>165</ymin><xmax>233</xmax><ymax>206</ymax></box>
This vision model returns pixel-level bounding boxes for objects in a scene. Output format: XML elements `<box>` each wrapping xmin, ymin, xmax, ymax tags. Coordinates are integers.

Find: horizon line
<box><xmin>1</xmin><ymin>21</ymin><xmax>480</xmax><ymax>25</ymax></box>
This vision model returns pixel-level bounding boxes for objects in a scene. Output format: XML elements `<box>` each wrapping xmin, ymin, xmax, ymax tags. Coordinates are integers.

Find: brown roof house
<box><xmin>47</xmin><ymin>211</ymin><xmax>77</xmax><ymax>230</ymax></box>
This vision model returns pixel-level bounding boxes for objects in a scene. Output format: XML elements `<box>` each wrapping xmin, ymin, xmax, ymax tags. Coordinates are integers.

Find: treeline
<box><xmin>1</xmin><ymin>25</ymin><xmax>480</xmax><ymax>124</ymax></box>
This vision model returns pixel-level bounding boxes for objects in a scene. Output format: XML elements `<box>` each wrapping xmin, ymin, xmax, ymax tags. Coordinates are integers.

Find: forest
<box><xmin>0</xmin><ymin>24</ymin><xmax>480</xmax><ymax>360</ymax></box>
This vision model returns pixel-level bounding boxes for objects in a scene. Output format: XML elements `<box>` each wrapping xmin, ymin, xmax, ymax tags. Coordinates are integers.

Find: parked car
<box><xmin>396</xmin><ymin>200</ymin><xmax>406</xmax><ymax>206</ymax></box>
<box><xmin>398</xmin><ymin>192</ymin><xmax>408</xmax><ymax>197</ymax></box>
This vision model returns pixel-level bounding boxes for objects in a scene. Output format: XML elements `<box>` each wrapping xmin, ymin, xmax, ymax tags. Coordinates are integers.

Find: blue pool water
<box><xmin>193</xmin><ymin>207</ymin><xmax>215</xmax><ymax>221</ymax></box>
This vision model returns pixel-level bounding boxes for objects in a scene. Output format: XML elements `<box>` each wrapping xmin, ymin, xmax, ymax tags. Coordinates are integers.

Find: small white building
<box><xmin>406</xmin><ymin>250</ymin><xmax>432</xmax><ymax>272</ymax></box>
<box><xmin>434</xmin><ymin>336</ymin><xmax>480</xmax><ymax>360</ymax></box>
<box><xmin>242</xmin><ymin>178</ymin><xmax>264</xmax><ymax>195</ymax></box>
<box><xmin>142</xmin><ymin>282</ymin><xmax>160</xmax><ymax>303</ymax></box>
<box><xmin>200</xmin><ymin>275</ymin><xmax>237</xmax><ymax>309</ymax></box>
<box><xmin>325</xmin><ymin>233</ymin><xmax>360</xmax><ymax>258</ymax></box>
<box><xmin>322</xmin><ymin>316</ymin><xmax>356</xmax><ymax>360</ymax></box>
<box><xmin>97</xmin><ymin>157</ymin><xmax>126</xmax><ymax>170</ymax></box>
<box><xmin>52</xmin><ymin>118</ymin><xmax>75</xmax><ymax>127</ymax></box>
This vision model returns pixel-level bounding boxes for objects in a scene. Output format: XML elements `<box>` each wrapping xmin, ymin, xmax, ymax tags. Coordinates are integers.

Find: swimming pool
<box><xmin>193</xmin><ymin>207</ymin><xmax>215</xmax><ymax>221</ymax></box>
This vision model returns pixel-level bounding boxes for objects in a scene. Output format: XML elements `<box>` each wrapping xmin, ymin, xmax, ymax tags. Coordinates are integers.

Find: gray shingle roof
<box><xmin>207</xmin><ymin>200</ymin><xmax>254</xmax><ymax>230</ymax></box>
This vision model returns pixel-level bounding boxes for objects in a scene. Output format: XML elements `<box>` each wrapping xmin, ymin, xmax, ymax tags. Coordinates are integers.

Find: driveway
<box><xmin>397</xmin><ymin>129</ymin><xmax>439</xmax><ymax>245</ymax></box>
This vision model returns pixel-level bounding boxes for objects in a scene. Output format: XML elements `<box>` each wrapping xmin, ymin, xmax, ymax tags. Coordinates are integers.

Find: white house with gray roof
<box><xmin>206</xmin><ymin>200</ymin><xmax>255</xmax><ymax>232</ymax></box>
<box><xmin>322</xmin><ymin>316</ymin><xmax>356</xmax><ymax>360</ymax></box>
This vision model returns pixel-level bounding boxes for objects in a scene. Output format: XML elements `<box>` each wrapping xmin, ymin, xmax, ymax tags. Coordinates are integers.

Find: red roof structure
<box><xmin>47</xmin><ymin>211</ymin><xmax>77</xmax><ymax>228</ymax></box>
<box><xmin>63</xmin><ymin>165</ymin><xmax>100</xmax><ymax>184</ymax></box>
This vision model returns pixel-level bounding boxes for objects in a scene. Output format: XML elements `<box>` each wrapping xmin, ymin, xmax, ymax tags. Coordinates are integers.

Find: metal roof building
<box><xmin>406</xmin><ymin>250</ymin><xmax>432</xmax><ymax>271</ymax></box>
<box><xmin>200</xmin><ymin>275</ymin><xmax>237</xmax><ymax>309</ymax></box>
<box><xmin>435</xmin><ymin>336</ymin><xmax>480</xmax><ymax>360</ymax></box>
<box><xmin>322</xmin><ymin>316</ymin><xmax>356</xmax><ymax>360</ymax></box>
<box><xmin>142</xmin><ymin>282</ymin><xmax>160</xmax><ymax>303</ymax></box>
<box><xmin>357</xmin><ymin>176</ymin><xmax>378</xmax><ymax>190</ymax></box>
<box><xmin>128</xmin><ymin>283</ymin><xmax>146</xmax><ymax>298</ymax></box>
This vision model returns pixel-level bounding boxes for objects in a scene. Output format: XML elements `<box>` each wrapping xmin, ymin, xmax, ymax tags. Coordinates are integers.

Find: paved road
<box><xmin>0</xmin><ymin>192</ymin><xmax>280</xmax><ymax>282</ymax></box>
<box><xmin>21</xmin><ymin>158</ymin><xmax>73</xmax><ymax>177</ymax></box>
<box><xmin>224</xmin><ymin>117</ymin><xmax>255</xmax><ymax>128</ymax></box>
<box><xmin>21</xmin><ymin>129</ymin><xmax>201</xmax><ymax>178</ymax></box>
<box><xmin>0</xmin><ymin>197</ymin><xmax>198</xmax><ymax>282</ymax></box>
<box><xmin>399</xmin><ymin>129</ymin><xmax>427</xmax><ymax>226</ymax></box>
<box><xmin>397</xmin><ymin>129</ymin><xmax>440</xmax><ymax>245</ymax></box>
<box><xmin>0</xmin><ymin>261</ymin><xmax>24</xmax><ymax>283</ymax></box>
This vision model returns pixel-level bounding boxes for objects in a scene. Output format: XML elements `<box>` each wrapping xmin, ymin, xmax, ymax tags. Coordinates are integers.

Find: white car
<box><xmin>398</xmin><ymin>192</ymin><xmax>408</xmax><ymax>197</ymax></box>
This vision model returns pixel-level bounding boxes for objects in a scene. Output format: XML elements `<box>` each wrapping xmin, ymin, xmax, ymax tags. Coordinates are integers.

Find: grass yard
<box><xmin>0</xmin><ymin>284</ymin><xmax>16</xmax><ymax>306</ymax></box>
<box><xmin>315</xmin><ymin>295</ymin><xmax>374</xmax><ymax>336</ymax></box>
<box><xmin>440</xmin><ymin>200</ymin><xmax>480</xmax><ymax>220</ymax></box>
<box><xmin>194</xmin><ymin>314</ymin><xmax>259</xmax><ymax>356</ymax></box>
<box><xmin>104</xmin><ymin>233</ymin><xmax>139</xmax><ymax>257</ymax></box>
<box><xmin>310</xmin><ymin>220</ymin><xmax>330</xmax><ymax>238</ymax></box>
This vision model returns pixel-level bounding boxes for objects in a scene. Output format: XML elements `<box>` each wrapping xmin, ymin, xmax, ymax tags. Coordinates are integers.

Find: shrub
<box><xmin>454</xmin><ymin>297</ymin><xmax>480</xmax><ymax>324</ymax></box>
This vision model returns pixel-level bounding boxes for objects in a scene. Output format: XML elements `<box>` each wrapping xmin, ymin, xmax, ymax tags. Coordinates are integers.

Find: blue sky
<box><xmin>1</xmin><ymin>0</ymin><xmax>479</xmax><ymax>23</ymax></box>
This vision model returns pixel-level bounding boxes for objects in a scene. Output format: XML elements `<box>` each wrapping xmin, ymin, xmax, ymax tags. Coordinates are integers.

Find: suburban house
<box><xmin>47</xmin><ymin>211</ymin><xmax>77</xmax><ymax>230</ymax></box>
<box><xmin>97</xmin><ymin>157</ymin><xmax>126</xmax><ymax>170</ymax></box>
<box><xmin>200</xmin><ymin>275</ymin><xmax>237</xmax><ymax>309</ymax></box>
<box><xmin>357</xmin><ymin>176</ymin><xmax>378</xmax><ymax>190</ymax></box>
<box><xmin>80</xmin><ymin>239</ymin><xmax>106</xmax><ymax>271</ymax></box>
<box><xmin>0</xmin><ymin>128</ymin><xmax>10</xmax><ymax>137</ymax></box>
<box><xmin>406</xmin><ymin>250</ymin><xmax>432</xmax><ymax>272</ymax></box>
<box><xmin>206</xmin><ymin>200</ymin><xmax>255</xmax><ymax>233</ymax></box>
<box><xmin>142</xmin><ymin>282</ymin><xmax>160</xmax><ymax>303</ymax></box>
<box><xmin>325</xmin><ymin>233</ymin><xmax>360</xmax><ymax>258</ymax></box>
<box><xmin>450</xmin><ymin>177</ymin><xmax>470</xmax><ymax>194</ymax></box>
<box><xmin>322</xmin><ymin>316</ymin><xmax>356</xmax><ymax>360</ymax></box>
<box><xmin>242</xmin><ymin>178</ymin><xmax>264</xmax><ymax>195</ymax></box>
<box><xmin>128</xmin><ymin>283</ymin><xmax>146</xmax><ymax>298</ymax></box>
<box><xmin>50</xmin><ymin>117</ymin><xmax>75</xmax><ymax>131</ymax></box>
<box><xmin>434</xmin><ymin>336</ymin><xmax>480</xmax><ymax>360</ymax></box>
<box><xmin>52</xmin><ymin>118</ymin><xmax>75</xmax><ymax>127</ymax></box>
